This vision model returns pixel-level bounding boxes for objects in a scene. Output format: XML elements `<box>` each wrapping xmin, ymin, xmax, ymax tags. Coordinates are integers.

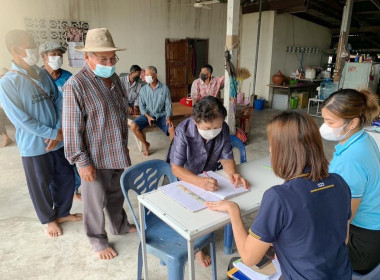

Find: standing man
<box><xmin>191</xmin><ymin>64</ymin><xmax>225</xmax><ymax>103</ymax></box>
<box><xmin>0</xmin><ymin>30</ymin><xmax>81</xmax><ymax>238</ymax></box>
<box><xmin>63</xmin><ymin>28</ymin><xmax>136</xmax><ymax>260</ymax></box>
<box><xmin>39</xmin><ymin>41</ymin><xmax>81</xmax><ymax>201</ymax></box>
<box><xmin>120</xmin><ymin>64</ymin><xmax>145</xmax><ymax>115</ymax></box>
<box><xmin>130</xmin><ymin>66</ymin><xmax>174</xmax><ymax>156</ymax></box>
<box><xmin>39</xmin><ymin>41</ymin><xmax>72</xmax><ymax>95</ymax></box>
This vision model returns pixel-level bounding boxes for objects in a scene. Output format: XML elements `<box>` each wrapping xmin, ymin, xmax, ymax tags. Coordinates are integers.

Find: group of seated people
<box><xmin>0</xmin><ymin>28</ymin><xmax>379</xmax><ymax>278</ymax></box>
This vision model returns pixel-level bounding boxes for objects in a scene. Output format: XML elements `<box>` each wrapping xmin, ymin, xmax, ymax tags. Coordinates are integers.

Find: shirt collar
<box><xmin>185</xmin><ymin>118</ymin><xmax>197</xmax><ymax>138</ymax></box>
<box><xmin>334</xmin><ymin>129</ymin><xmax>365</xmax><ymax>155</ymax></box>
<box><xmin>200</xmin><ymin>76</ymin><xmax>215</xmax><ymax>85</ymax></box>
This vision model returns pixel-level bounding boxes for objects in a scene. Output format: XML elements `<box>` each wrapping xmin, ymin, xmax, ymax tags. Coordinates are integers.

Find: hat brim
<box><xmin>40</xmin><ymin>47</ymin><xmax>67</xmax><ymax>55</ymax></box>
<box><xmin>75</xmin><ymin>46</ymin><xmax>126</xmax><ymax>52</ymax></box>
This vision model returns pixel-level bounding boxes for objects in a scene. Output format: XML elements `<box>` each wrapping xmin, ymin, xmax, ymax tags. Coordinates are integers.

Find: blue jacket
<box><xmin>0</xmin><ymin>62</ymin><xmax>62</xmax><ymax>156</ymax></box>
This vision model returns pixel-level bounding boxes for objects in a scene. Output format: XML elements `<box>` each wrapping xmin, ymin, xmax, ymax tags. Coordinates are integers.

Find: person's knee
<box><xmin>131</xmin><ymin>122</ymin><xmax>139</xmax><ymax>132</ymax></box>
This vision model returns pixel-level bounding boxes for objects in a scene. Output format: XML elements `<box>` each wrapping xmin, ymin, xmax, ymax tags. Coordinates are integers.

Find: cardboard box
<box><xmin>292</xmin><ymin>92</ymin><xmax>309</xmax><ymax>109</ymax></box>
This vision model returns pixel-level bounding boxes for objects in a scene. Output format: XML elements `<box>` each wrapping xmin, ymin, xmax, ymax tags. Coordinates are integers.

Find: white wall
<box><xmin>239</xmin><ymin>12</ymin><xmax>331</xmax><ymax>101</ymax></box>
<box><xmin>271</xmin><ymin>14</ymin><xmax>331</xmax><ymax>78</ymax></box>
<box><xmin>0</xmin><ymin>0</ymin><xmax>228</xmax><ymax>82</ymax></box>
<box><xmin>240</xmin><ymin>11</ymin><xmax>275</xmax><ymax>100</ymax></box>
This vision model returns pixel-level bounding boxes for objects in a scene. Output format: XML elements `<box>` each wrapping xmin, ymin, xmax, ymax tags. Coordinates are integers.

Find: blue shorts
<box><xmin>133</xmin><ymin>115</ymin><xmax>169</xmax><ymax>135</ymax></box>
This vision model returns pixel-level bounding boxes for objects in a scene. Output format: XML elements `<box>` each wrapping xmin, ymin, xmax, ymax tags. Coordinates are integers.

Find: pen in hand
<box><xmin>202</xmin><ymin>171</ymin><xmax>218</xmax><ymax>191</ymax></box>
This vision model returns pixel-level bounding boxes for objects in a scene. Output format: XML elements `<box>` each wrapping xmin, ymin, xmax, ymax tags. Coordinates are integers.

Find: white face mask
<box><xmin>145</xmin><ymin>75</ymin><xmax>154</xmax><ymax>84</ymax></box>
<box><xmin>22</xmin><ymin>48</ymin><xmax>39</xmax><ymax>66</ymax></box>
<box><xmin>319</xmin><ymin>123</ymin><xmax>351</xmax><ymax>141</ymax></box>
<box><xmin>47</xmin><ymin>56</ymin><xmax>63</xmax><ymax>70</ymax></box>
<box><xmin>198</xmin><ymin>128</ymin><xmax>222</xmax><ymax>141</ymax></box>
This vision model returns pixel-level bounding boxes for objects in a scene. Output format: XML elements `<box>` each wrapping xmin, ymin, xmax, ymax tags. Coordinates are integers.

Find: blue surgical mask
<box><xmin>93</xmin><ymin>64</ymin><xmax>115</xmax><ymax>78</ymax></box>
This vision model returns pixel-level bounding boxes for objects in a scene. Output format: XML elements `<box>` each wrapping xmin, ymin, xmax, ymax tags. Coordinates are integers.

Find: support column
<box><xmin>333</xmin><ymin>0</ymin><xmax>353</xmax><ymax>83</ymax></box>
<box><xmin>224</xmin><ymin>0</ymin><xmax>240</xmax><ymax>134</ymax></box>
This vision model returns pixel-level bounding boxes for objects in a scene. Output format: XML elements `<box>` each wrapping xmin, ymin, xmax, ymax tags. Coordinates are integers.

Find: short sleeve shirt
<box><xmin>169</xmin><ymin>117</ymin><xmax>233</xmax><ymax>174</ymax></box>
<box><xmin>250</xmin><ymin>173</ymin><xmax>352</xmax><ymax>279</ymax></box>
<box><xmin>329</xmin><ymin>130</ymin><xmax>380</xmax><ymax>230</ymax></box>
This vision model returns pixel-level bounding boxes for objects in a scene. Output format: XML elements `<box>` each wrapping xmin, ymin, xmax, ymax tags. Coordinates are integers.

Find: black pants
<box><xmin>22</xmin><ymin>147</ymin><xmax>75</xmax><ymax>224</ymax></box>
<box><xmin>348</xmin><ymin>224</ymin><xmax>380</xmax><ymax>274</ymax></box>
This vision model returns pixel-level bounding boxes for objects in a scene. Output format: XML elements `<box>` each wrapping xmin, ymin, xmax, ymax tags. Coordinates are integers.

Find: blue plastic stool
<box><xmin>120</xmin><ymin>159</ymin><xmax>217</xmax><ymax>280</ymax></box>
<box><xmin>223</xmin><ymin>135</ymin><xmax>247</xmax><ymax>255</ymax></box>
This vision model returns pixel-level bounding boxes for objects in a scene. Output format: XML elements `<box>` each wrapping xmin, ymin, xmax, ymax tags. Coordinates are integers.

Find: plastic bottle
<box><xmin>320</xmin><ymin>78</ymin><xmax>335</xmax><ymax>100</ymax></box>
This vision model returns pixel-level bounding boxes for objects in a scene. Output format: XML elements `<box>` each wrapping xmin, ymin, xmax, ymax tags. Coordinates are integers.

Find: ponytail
<box><xmin>359</xmin><ymin>90</ymin><xmax>380</xmax><ymax>123</ymax></box>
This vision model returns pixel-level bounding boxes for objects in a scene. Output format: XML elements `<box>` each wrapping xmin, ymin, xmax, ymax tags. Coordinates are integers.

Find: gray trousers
<box><xmin>81</xmin><ymin>168</ymin><xmax>131</xmax><ymax>252</ymax></box>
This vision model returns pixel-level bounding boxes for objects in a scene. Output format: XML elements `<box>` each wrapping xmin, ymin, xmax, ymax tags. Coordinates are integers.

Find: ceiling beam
<box><xmin>332</xmin><ymin>25</ymin><xmax>380</xmax><ymax>34</ymax></box>
<box><xmin>355</xmin><ymin>10</ymin><xmax>380</xmax><ymax>15</ymax></box>
<box><xmin>370</xmin><ymin>0</ymin><xmax>380</xmax><ymax>10</ymax></box>
<box><xmin>242</xmin><ymin>0</ymin><xmax>305</xmax><ymax>14</ymax></box>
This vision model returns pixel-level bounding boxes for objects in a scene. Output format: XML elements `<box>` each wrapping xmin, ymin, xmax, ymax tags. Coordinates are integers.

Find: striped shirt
<box><xmin>62</xmin><ymin>64</ymin><xmax>131</xmax><ymax>169</ymax></box>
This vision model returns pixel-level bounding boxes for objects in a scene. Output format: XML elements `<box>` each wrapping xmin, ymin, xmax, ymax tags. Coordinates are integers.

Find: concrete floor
<box><xmin>0</xmin><ymin>108</ymin><xmax>335</xmax><ymax>280</ymax></box>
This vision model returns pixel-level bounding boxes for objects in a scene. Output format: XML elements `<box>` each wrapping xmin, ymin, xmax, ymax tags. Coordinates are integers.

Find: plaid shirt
<box><xmin>190</xmin><ymin>76</ymin><xmax>225</xmax><ymax>101</ymax></box>
<box><xmin>62</xmin><ymin>64</ymin><xmax>131</xmax><ymax>169</ymax></box>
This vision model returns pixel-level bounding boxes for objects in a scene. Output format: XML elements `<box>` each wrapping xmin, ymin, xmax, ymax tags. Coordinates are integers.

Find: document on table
<box><xmin>160</xmin><ymin>171</ymin><xmax>249</xmax><ymax>212</ymax></box>
<box><xmin>233</xmin><ymin>258</ymin><xmax>282</xmax><ymax>280</ymax></box>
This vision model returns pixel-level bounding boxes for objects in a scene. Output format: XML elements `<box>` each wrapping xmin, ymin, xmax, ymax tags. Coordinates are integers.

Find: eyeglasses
<box><xmin>92</xmin><ymin>53</ymin><xmax>119</xmax><ymax>65</ymax></box>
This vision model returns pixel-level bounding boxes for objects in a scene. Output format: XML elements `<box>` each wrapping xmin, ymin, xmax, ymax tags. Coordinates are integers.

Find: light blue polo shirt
<box><xmin>329</xmin><ymin>129</ymin><xmax>380</xmax><ymax>230</ymax></box>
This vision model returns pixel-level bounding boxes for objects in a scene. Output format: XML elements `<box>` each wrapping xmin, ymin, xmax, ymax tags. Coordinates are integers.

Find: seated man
<box><xmin>191</xmin><ymin>64</ymin><xmax>225</xmax><ymax>103</ymax></box>
<box><xmin>120</xmin><ymin>64</ymin><xmax>145</xmax><ymax>115</ymax></box>
<box><xmin>130</xmin><ymin>66</ymin><xmax>174</xmax><ymax>156</ymax></box>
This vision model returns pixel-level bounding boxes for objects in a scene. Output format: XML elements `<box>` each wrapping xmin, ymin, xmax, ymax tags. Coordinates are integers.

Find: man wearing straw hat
<box><xmin>63</xmin><ymin>28</ymin><xmax>137</xmax><ymax>260</ymax></box>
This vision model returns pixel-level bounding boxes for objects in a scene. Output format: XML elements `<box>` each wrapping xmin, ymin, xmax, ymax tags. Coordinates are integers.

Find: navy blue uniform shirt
<box><xmin>250</xmin><ymin>173</ymin><xmax>352</xmax><ymax>280</ymax></box>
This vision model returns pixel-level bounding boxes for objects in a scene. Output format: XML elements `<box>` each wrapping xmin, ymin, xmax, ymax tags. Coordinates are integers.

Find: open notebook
<box><xmin>160</xmin><ymin>171</ymin><xmax>249</xmax><ymax>212</ymax></box>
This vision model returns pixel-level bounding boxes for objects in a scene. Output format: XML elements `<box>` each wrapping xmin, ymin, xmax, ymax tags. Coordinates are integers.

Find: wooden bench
<box><xmin>128</xmin><ymin>102</ymin><xmax>193</xmax><ymax>152</ymax></box>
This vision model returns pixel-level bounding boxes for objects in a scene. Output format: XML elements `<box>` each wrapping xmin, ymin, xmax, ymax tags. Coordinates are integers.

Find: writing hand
<box><xmin>200</xmin><ymin>177</ymin><xmax>218</xmax><ymax>191</ymax></box>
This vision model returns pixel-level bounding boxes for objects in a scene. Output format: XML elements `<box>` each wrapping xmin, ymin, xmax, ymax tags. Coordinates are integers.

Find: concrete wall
<box><xmin>239</xmin><ymin>12</ymin><xmax>331</xmax><ymax>101</ymax></box>
<box><xmin>0</xmin><ymin>0</ymin><xmax>227</xmax><ymax>81</ymax></box>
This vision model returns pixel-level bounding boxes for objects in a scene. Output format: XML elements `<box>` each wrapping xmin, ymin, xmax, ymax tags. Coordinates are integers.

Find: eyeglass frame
<box><xmin>90</xmin><ymin>53</ymin><xmax>119</xmax><ymax>65</ymax></box>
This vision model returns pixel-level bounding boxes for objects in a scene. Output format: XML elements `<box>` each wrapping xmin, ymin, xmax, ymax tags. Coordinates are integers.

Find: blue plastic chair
<box><xmin>120</xmin><ymin>159</ymin><xmax>217</xmax><ymax>280</ymax></box>
<box><xmin>352</xmin><ymin>263</ymin><xmax>380</xmax><ymax>280</ymax></box>
<box><xmin>224</xmin><ymin>135</ymin><xmax>247</xmax><ymax>255</ymax></box>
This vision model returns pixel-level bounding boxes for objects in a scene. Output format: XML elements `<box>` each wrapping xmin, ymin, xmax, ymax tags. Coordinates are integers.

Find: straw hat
<box><xmin>75</xmin><ymin>28</ymin><xmax>126</xmax><ymax>52</ymax></box>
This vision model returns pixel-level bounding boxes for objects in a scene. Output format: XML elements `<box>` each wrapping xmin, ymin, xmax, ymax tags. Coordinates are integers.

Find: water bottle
<box><xmin>319</xmin><ymin>78</ymin><xmax>334</xmax><ymax>100</ymax></box>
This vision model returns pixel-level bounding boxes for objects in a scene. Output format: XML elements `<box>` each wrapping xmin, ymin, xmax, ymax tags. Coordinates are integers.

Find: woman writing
<box><xmin>320</xmin><ymin>89</ymin><xmax>380</xmax><ymax>274</ymax></box>
<box><xmin>207</xmin><ymin>111</ymin><xmax>352</xmax><ymax>279</ymax></box>
<box><xmin>169</xmin><ymin>96</ymin><xmax>248</xmax><ymax>266</ymax></box>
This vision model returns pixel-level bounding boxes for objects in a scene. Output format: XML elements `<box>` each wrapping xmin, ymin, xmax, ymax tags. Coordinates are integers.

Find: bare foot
<box><xmin>2</xmin><ymin>136</ymin><xmax>12</xmax><ymax>146</ymax></box>
<box><xmin>57</xmin><ymin>213</ymin><xmax>83</xmax><ymax>224</ymax></box>
<box><xmin>47</xmin><ymin>220</ymin><xmax>62</xmax><ymax>238</ymax></box>
<box><xmin>73</xmin><ymin>193</ymin><xmax>82</xmax><ymax>201</ymax></box>
<box><xmin>97</xmin><ymin>247</ymin><xmax>118</xmax><ymax>260</ymax></box>
<box><xmin>195</xmin><ymin>250</ymin><xmax>212</xmax><ymax>268</ymax></box>
<box><xmin>128</xmin><ymin>224</ymin><xmax>137</xmax><ymax>233</ymax></box>
<box><xmin>142</xmin><ymin>142</ymin><xmax>150</xmax><ymax>156</ymax></box>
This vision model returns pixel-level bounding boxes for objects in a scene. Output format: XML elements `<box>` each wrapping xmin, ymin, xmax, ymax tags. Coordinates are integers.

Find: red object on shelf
<box><xmin>179</xmin><ymin>97</ymin><xmax>192</xmax><ymax>107</ymax></box>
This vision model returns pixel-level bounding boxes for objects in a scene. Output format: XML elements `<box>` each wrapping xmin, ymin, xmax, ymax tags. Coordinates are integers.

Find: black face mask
<box><xmin>132</xmin><ymin>75</ymin><xmax>140</xmax><ymax>82</ymax></box>
<box><xmin>200</xmin><ymin>74</ymin><xmax>207</xmax><ymax>81</ymax></box>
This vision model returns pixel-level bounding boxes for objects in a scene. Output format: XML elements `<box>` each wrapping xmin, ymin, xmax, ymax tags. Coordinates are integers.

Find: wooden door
<box><xmin>165</xmin><ymin>39</ymin><xmax>188</xmax><ymax>102</ymax></box>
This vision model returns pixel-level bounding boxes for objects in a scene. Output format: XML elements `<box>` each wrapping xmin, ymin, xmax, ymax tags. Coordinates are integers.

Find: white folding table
<box><xmin>137</xmin><ymin>156</ymin><xmax>283</xmax><ymax>280</ymax></box>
